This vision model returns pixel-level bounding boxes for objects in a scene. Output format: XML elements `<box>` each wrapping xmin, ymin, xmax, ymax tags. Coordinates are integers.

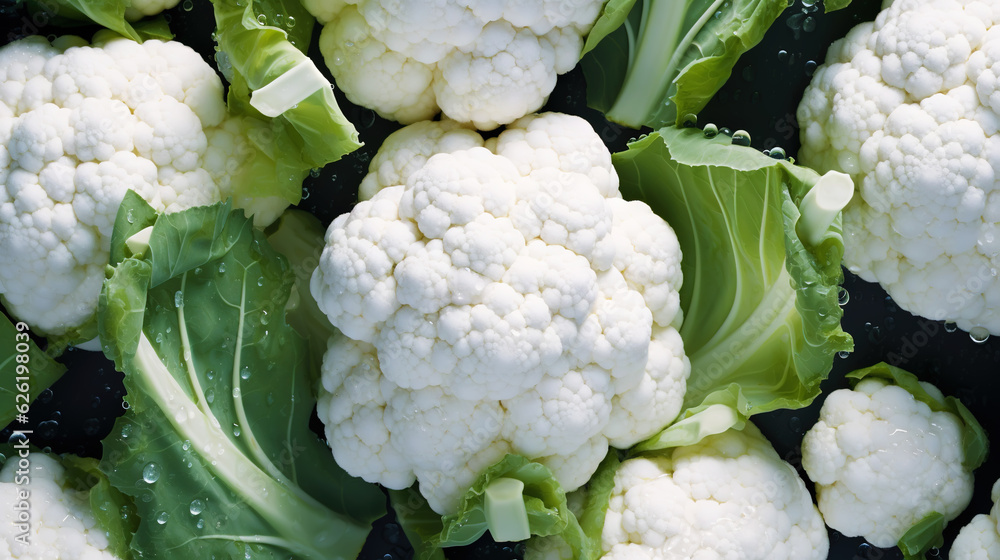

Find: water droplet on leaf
<box><xmin>142</xmin><ymin>463</ymin><xmax>161</xmax><ymax>484</ymax></box>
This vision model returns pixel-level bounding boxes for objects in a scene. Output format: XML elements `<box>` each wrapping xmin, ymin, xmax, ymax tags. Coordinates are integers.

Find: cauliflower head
<box><xmin>951</xmin><ymin>478</ymin><xmax>1000</xmax><ymax>560</ymax></box>
<box><xmin>300</xmin><ymin>0</ymin><xmax>604</xmax><ymax>129</ymax></box>
<box><xmin>0</xmin><ymin>34</ymin><xmax>284</xmax><ymax>337</ymax></box>
<box><xmin>797</xmin><ymin>0</ymin><xmax>1000</xmax><ymax>334</ymax></box>
<box><xmin>801</xmin><ymin>377</ymin><xmax>974</xmax><ymax>547</ymax></box>
<box><xmin>0</xmin><ymin>453</ymin><xmax>119</xmax><ymax>560</ymax></box>
<box><xmin>311</xmin><ymin>112</ymin><xmax>690</xmax><ymax>514</ymax></box>
<box><xmin>594</xmin><ymin>423</ymin><xmax>828</xmax><ymax>560</ymax></box>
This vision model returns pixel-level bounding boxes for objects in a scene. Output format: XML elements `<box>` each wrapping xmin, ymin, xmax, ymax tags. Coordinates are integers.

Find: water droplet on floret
<box><xmin>970</xmin><ymin>326</ymin><xmax>990</xmax><ymax>343</ymax></box>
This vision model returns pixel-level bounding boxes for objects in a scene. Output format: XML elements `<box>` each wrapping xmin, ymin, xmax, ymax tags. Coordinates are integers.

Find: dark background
<box><xmin>0</xmin><ymin>1</ymin><xmax>995</xmax><ymax>559</ymax></box>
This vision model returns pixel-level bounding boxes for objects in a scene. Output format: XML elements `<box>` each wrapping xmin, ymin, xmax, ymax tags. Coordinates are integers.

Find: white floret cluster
<box><xmin>0</xmin><ymin>34</ymin><xmax>276</xmax><ymax>336</ymax></box>
<box><xmin>300</xmin><ymin>0</ymin><xmax>605</xmax><ymax>129</ymax></box>
<box><xmin>0</xmin><ymin>454</ymin><xmax>119</xmax><ymax>560</ymax></box>
<box><xmin>596</xmin><ymin>424</ymin><xmax>828</xmax><ymax>560</ymax></box>
<box><xmin>311</xmin><ymin>112</ymin><xmax>690</xmax><ymax>514</ymax></box>
<box><xmin>797</xmin><ymin>0</ymin><xmax>1000</xmax><ymax>333</ymax></box>
<box><xmin>801</xmin><ymin>377</ymin><xmax>974</xmax><ymax>547</ymax></box>
<box><xmin>951</xmin><ymin>478</ymin><xmax>1000</xmax><ymax>559</ymax></box>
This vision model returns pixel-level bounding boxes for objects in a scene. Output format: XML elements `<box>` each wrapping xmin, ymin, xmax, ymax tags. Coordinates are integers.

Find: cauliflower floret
<box><xmin>797</xmin><ymin>0</ymin><xmax>1000</xmax><ymax>334</ymax></box>
<box><xmin>591</xmin><ymin>423</ymin><xmax>828</xmax><ymax>560</ymax></box>
<box><xmin>0</xmin><ymin>35</ymin><xmax>281</xmax><ymax>337</ymax></box>
<box><xmin>801</xmin><ymin>377</ymin><xmax>974</xmax><ymax>548</ymax></box>
<box><xmin>0</xmin><ymin>454</ymin><xmax>120</xmax><ymax>560</ymax></box>
<box><xmin>302</xmin><ymin>0</ymin><xmax>604</xmax><ymax>129</ymax></box>
<box><xmin>312</xmin><ymin>113</ymin><xmax>690</xmax><ymax>515</ymax></box>
<box><xmin>950</xmin><ymin>478</ymin><xmax>1000</xmax><ymax>559</ymax></box>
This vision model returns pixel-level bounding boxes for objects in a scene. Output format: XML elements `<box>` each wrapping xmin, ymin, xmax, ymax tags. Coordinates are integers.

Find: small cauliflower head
<box><xmin>596</xmin><ymin>423</ymin><xmax>828</xmax><ymax>560</ymax></box>
<box><xmin>801</xmin><ymin>377</ymin><xmax>974</xmax><ymax>547</ymax></box>
<box><xmin>951</xmin><ymin>478</ymin><xmax>1000</xmax><ymax>560</ymax></box>
<box><xmin>0</xmin><ymin>453</ymin><xmax>119</xmax><ymax>560</ymax></box>
<box><xmin>0</xmin><ymin>34</ymin><xmax>282</xmax><ymax>337</ymax></box>
<box><xmin>300</xmin><ymin>0</ymin><xmax>604</xmax><ymax>129</ymax></box>
<box><xmin>797</xmin><ymin>0</ymin><xmax>1000</xmax><ymax>334</ymax></box>
<box><xmin>311</xmin><ymin>112</ymin><xmax>690</xmax><ymax>515</ymax></box>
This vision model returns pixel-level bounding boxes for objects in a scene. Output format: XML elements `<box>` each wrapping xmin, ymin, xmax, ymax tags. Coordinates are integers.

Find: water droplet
<box><xmin>731</xmin><ymin>130</ymin><xmax>751</xmax><ymax>146</ymax></box>
<box><xmin>126</xmin><ymin>209</ymin><xmax>135</xmax><ymax>224</ymax></box>
<box><xmin>768</xmin><ymin>146</ymin><xmax>786</xmax><ymax>159</ymax></box>
<box><xmin>838</xmin><ymin>287</ymin><xmax>850</xmax><ymax>305</ymax></box>
<box><xmin>332</xmin><ymin>55</ymin><xmax>344</xmax><ymax>66</ymax></box>
<box><xmin>156</xmin><ymin>511</ymin><xmax>169</xmax><ymax>525</ymax></box>
<box><xmin>218</xmin><ymin>263</ymin><xmax>227</xmax><ymax>274</ymax></box>
<box><xmin>174</xmin><ymin>291</ymin><xmax>184</xmax><ymax>308</ymax></box>
<box><xmin>944</xmin><ymin>322</ymin><xmax>958</xmax><ymax>333</ymax></box>
<box><xmin>286</xmin><ymin>16</ymin><xmax>296</xmax><ymax>27</ymax></box>
<box><xmin>233</xmin><ymin>424</ymin><xmax>242</xmax><ymax>437</ymax></box>
<box><xmin>142</xmin><ymin>463</ymin><xmax>161</xmax><ymax>484</ymax></box>
<box><xmin>257</xmin><ymin>277</ymin><xmax>264</xmax><ymax>287</ymax></box>
<box><xmin>789</xmin><ymin>416</ymin><xmax>803</xmax><ymax>433</ymax></box>
<box><xmin>240</xmin><ymin>367</ymin><xmax>252</xmax><ymax>380</ymax></box>
<box><xmin>868</xmin><ymin>325</ymin><xmax>884</xmax><ymax>343</ymax></box>
<box><xmin>206</xmin><ymin>369</ymin><xmax>215</xmax><ymax>380</ymax></box>
<box><xmin>205</xmin><ymin>388</ymin><xmax>215</xmax><ymax>404</ymax></box>
<box><xmin>121</xmin><ymin>505</ymin><xmax>131</xmax><ymax>520</ymax></box>
<box><xmin>804</xmin><ymin>60</ymin><xmax>818</xmax><ymax>77</ymax></box>
<box><xmin>701</xmin><ymin>123</ymin><xmax>719</xmax><ymax>138</ymax></box>
<box><xmin>197</xmin><ymin>518</ymin><xmax>206</xmax><ymax>529</ymax></box>
<box><xmin>309</xmin><ymin>168</ymin><xmax>321</xmax><ymax>178</ymax></box>
<box><xmin>259</xmin><ymin>310</ymin><xmax>269</xmax><ymax>325</ymax></box>
<box><xmin>970</xmin><ymin>326</ymin><xmax>990</xmax><ymax>343</ymax></box>
<box><xmin>37</xmin><ymin>420</ymin><xmax>58</xmax><ymax>439</ymax></box>
<box><xmin>802</xmin><ymin>16</ymin><xmax>816</xmax><ymax>32</ymax></box>
<box><xmin>256</xmin><ymin>14</ymin><xmax>267</xmax><ymax>25</ymax></box>
<box><xmin>777</xmin><ymin>49</ymin><xmax>788</xmax><ymax>63</ymax></box>
<box><xmin>837</xmin><ymin>350</ymin><xmax>851</xmax><ymax>359</ymax></box>
<box><xmin>84</xmin><ymin>418</ymin><xmax>101</xmax><ymax>436</ymax></box>
<box><xmin>189</xmin><ymin>499</ymin><xmax>205</xmax><ymax>515</ymax></box>
<box><xmin>681</xmin><ymin>113</ymin><xmax>698</xmax><ymax>127</ymax></box>
<box><xmin>182</xmin><ymin>0</ymin><xmax>193</xmax><ymax>10</ymax></box>
<box><xmin>232</xmin><ymin>387</ymin><xmax>242</xmax><ymax>398</ymax></box>
<box><xmin>720</xmin><ymin>127</ymin><xmax>733</xmax><ymax>136</ymax></box>
<box><xmin>155</xmin><ymin>332</ymin><xmax>164</xmax><ymax>344</ymax></box>
<box><xmin>273</xmin><ymin>13</ymin><xmax>283</xmax><ymax>26</ymax></box>
<box><xmin>182</xmin><ymin>440</ymin><xmax>191</xmax><ymax>451</ymax></box>
<box><xmin>121</xmin><ymin>424</ymin><xmax>134</xmax><ymax>438</ymax></box>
